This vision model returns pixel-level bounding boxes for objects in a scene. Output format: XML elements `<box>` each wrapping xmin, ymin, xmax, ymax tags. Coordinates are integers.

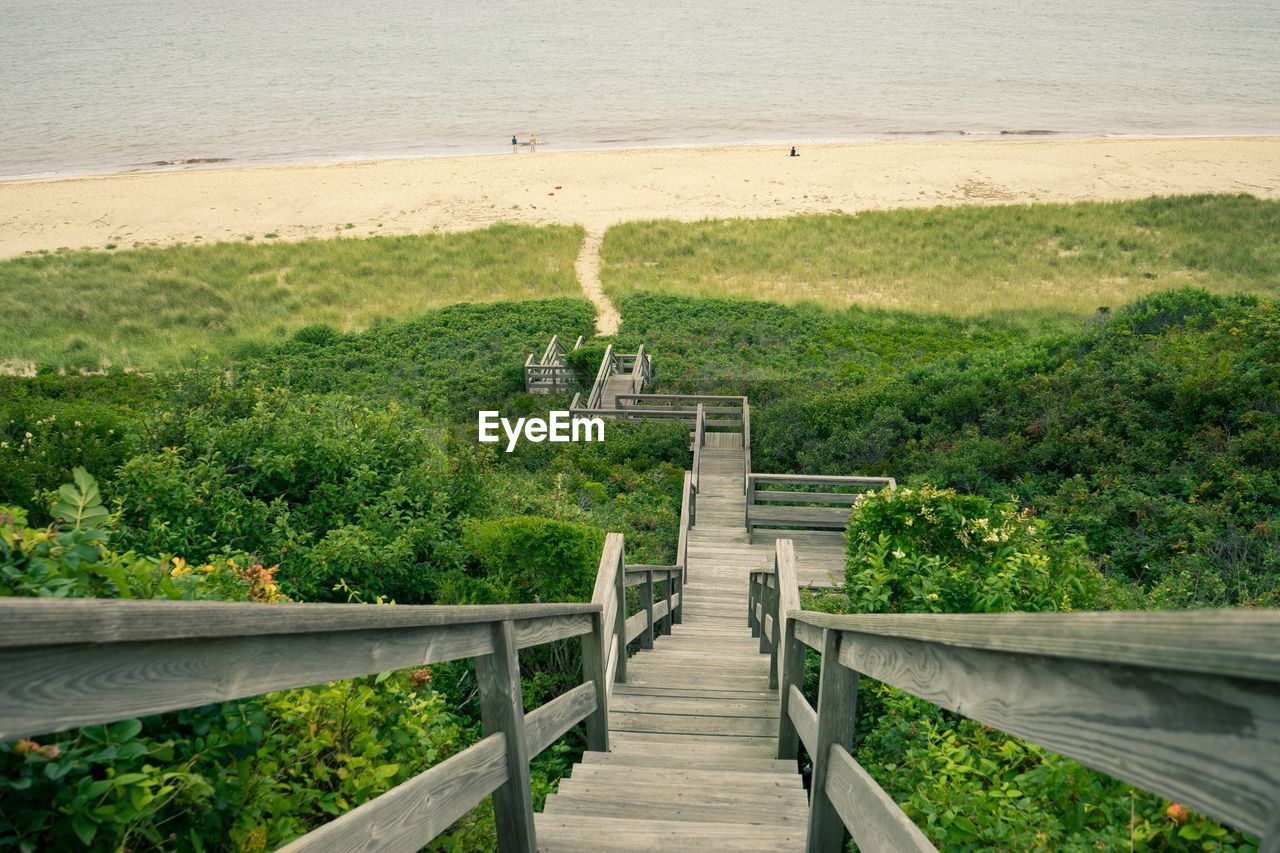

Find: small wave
<box><xmin>145</xmin><ymin>157</ymin><xmax>233</xmax><ymax>167</ymax></box>
<box><xmin>960</xmin><ymin>129</ymin><xmax>1060</xmax><ymax>136</ymax></box>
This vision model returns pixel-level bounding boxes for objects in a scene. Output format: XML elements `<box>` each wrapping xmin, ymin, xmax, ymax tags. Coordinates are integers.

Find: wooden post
<box><xmin>768</xmin><ymin>580</ymin><xmax>782</xmax><ymax>690</ymax></box>
<box><xmin>475</xmin><ymin>621</ymin><xmax>537</xmax><ymax>853</ymax></box>
<box><xmin>748</xmin><ymin>573</ymin><xmax>760</xmax><ymax>637</ymax></box>
<box><xmin>640</xmin><ymin>569</ymin><xmax>655</xmax><ymax>649</ymax></box>
<box><xmin>758</xmin><ymin>576</ymin><xmax>774</xmax><ymax>655</ymax></box>
<box><xmin>777</xmin><ymin>617</ymin><xmax>805</xmax><ymax>761</ymax></box>
<box><xmin>613</xmin><ymin>543</ymin><xmax>627</xmax><ymax>684</ymax></box>
<box><xmin>806</xmin><ymin>629</ymin><xmax>859</xmax><ymax>853</ymax></box>
<box><xmin>671</xmin><ymin>570</ymin><xmax>683</xmax><ymax>625</ymax></box>
<box><xmin>581</xmin><ymin>610</ymin><xmax>610</xmax><ymax>752</ymax></box>
<box><xmin>660</xmin><ymin>573</ymin><xmax>674</xmax><ymax>634</ymax></box>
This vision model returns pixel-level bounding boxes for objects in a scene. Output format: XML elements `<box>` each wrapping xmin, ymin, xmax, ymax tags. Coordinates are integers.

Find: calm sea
<box><xmin>2</xmin><ymin>0</ymin><xmax>1278</xmax><ymax>179</ymax></box>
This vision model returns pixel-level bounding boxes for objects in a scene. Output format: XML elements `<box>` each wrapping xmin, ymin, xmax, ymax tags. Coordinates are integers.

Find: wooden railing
<box><xmin>524</xmin><ymin>334</ymin><xmax>583</xmax><ymax>394</ymax></box>
<box><xmin>676</xmin><ymin>471</ymin><xmax>693</xmax><ymax>580</ymax></box>
<box><xmin>690</xmin><ymin>403</ymin><xmax>705</xmax><ymax>523</ymax></box>
<box><xmin>613</xmin><ymin>394</ymin><xmax>745</xmax><ymax>431</ymax></box>
<box><xmin>0</xmin><ymin>530</ymin><xmax>686</xmax><ymax>852</ymax></box>
<box><xmin>569</xmin><ymin>346</ymin><xmax>653</xmax><ymax>413</ymax></box>
<box><xmin>751</xmin><ymin>541</ymin><xmax>1280</xmax><ymax>852</ymax></box>
<box><xmin>746</xmin><ymin>473</ymin><xmax>896</xmax><ymax>533</ymax></box>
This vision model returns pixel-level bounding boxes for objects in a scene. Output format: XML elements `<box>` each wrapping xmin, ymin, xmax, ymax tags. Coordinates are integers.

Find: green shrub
<box><xmin>844</xmin><ymin>485</ymin><xmax>1103</xmax><ymax>614</ymax></box>
<box><xmin>565</xmin><ymin>342</ymin><xmax>608</xmax><ymax>391</ymax></box>
<box><xmin>462</xmin><ymin>516</ymin><xmax>604</xmax><ymax>603</ymax></box>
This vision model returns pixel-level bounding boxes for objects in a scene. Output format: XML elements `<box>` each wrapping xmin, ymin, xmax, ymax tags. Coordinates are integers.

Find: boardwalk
<box><xmin>538</xmin><ymin>435</ymin><xmax>811</xmax><ymax>850</ymax></box>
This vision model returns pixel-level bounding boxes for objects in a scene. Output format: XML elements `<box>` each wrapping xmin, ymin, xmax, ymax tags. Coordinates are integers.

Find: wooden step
<box><xmin>610</xmin><ymin>711</ymin><xmax>776</xmax><ymax>737</ymax></box>
<box><xmin>543</xmin><ymin>794</ymin><xmax>806</xmax><ymax>828</ymax></box>
<box><xmin>609</xmin><ymin>694</ymin><xmax>778</xmax><ymax>718</ymax></box>
<box><xmin>607</xmin><ymin>731</ymin><xmax>777</xmax><ymax>754</ymax></box>
<box><xmin>579</xmin><ymin>751</ymin><xmax>795</xmax><ymax>773</ymax></box>
<box><xmin>556</xmin><ymin>775</ymin><xmax>805</xmax><ymax>808</ymax></box>
<box><xmin>534</xmin><ymin>814</ymin><xmax>805</xmax><ymax>851</ymax></box>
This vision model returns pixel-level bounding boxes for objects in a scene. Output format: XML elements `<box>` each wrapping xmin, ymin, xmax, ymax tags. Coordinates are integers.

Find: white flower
<box><xmin>892</xmin><ymin>549</ymin><xmax>906</xmax><ymax>559</ymax></box>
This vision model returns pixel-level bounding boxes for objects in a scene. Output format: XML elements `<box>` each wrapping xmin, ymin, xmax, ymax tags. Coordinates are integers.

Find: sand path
<box><xmin>575</xmin><ymin>229</ymin><xmax>619</xmax><ymax>336</ymax></box>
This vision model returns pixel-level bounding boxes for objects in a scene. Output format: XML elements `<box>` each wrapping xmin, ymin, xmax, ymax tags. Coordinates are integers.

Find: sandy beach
<box><xmin>2</xmin><ymin>136</ymin><xmax>1278</xmax><ymax>260</ymax></box>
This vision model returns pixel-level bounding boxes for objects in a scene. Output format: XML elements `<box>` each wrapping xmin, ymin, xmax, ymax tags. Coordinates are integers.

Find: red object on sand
<box><xmin>555</xmin><ymin>185</ymin><xmax>562</xmax><ymax>189</ymax></box>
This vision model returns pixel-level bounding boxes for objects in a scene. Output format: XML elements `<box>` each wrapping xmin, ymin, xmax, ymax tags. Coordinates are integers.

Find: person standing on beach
<box><xmin>529</xmin><ymin>132</ymin><xmax>538</xmax><ymax>153</ymax></box>
<box><xmin>512</xmin><ymin>134</ymin><xmax>518</xmax><ymax>153</ymax></box>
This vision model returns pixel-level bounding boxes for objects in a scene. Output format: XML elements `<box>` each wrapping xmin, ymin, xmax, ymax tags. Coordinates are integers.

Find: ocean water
<box><xmin>2</xmin><ymin>0</ymin><xmax>1278</xmax><ymax>179</ymax></box>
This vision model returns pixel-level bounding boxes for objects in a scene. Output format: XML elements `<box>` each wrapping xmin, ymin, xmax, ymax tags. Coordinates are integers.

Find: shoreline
<box><xmin>1</xmin><ymin>135</ymin><xmax>1278</xmax><ymax>260</ymax></box>
<box><xmin>2</xmin><ymin>131</ymin><xmax>1273</xmax><ymax>186</ymax></box>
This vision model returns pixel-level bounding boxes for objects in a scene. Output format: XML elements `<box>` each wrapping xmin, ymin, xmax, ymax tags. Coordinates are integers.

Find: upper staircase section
<box><xmin>570</xmin><ymin>343</ymin><xmax>652</xmax><ymax>411</ymax></box>
<box><xmin>524</xmin><ymin>334</ymin><xmax>584</xmax><ymax>394</ymax></box>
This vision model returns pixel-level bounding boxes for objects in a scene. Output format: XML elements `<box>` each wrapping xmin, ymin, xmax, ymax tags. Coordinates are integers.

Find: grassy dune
<box><xmin>601</xmin><ymin>194</ymin><xmax>1280</xmax><ymax>317</ymax></box>
<box><xmin>0</xmin><ymin>223</ymin><xmax>584</xmax><ymax>370</ymax></box>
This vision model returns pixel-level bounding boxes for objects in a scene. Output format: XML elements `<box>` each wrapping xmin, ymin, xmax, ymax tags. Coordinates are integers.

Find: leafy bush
<box><xmin>565</xmin><ymin>341</ymin><xmax>608</xmax><ymax>391</ymax></box>
<box><xmin>844</xmin><ymin>485</ymin><xmax>1103</xmax><ymax>614</ymax></box>
<box><xmin>0</xmin><ymin>672</ymin><xmax>467</xmax><ymax>851</ymax></box>
<box><xmin>462</xmin><ymin>516</ymin><xmax>604</xmax><ymax>603</ymax></box>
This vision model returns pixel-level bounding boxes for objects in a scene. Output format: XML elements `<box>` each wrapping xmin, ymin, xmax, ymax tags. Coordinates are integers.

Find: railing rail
<box><xmin>584</xmin><ymin>344</ymin><xmax>616</xmax><ymax>410</ymax></box>
<box><xmin>746</xmin><ymin>473</ymin><xmax>896</xmax><ymax>532</ymax></box>
<box><xmin>525</xmin><ymin>333</ymin><xmax>582</xmax><ymax>394</ymax></box>
<box><xmin>676</xmin><ymin>471</ymin><xmax>693</xmax><ymax>581</ymax></box>
<box><xmin>690</xmin><ymin>403</ymin><xmax>705</xmax><ymax>518</ymax></box>
<box><xmin>749</xmin><ymin>539</ymin><xmax>1280</xmax><ymax>851</ymax></box>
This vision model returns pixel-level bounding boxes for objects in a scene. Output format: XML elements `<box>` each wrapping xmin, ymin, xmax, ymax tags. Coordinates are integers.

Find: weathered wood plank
<box><xmin>749</xmin><ymin>506</ymin><xmax>850</xmax><ymax>530</ymax></box>
<box><xmin>526</xmin><ymin>681</ymin><xmax>598</xmax><ymax>756</ymax></box>
<box><xmin>610</xmin><ymin>711</ymin><xmax>777</xmax><ymax>737</ymax></box>
<box><xmin>512</xmin><ymin>613</ymin><xmax>594</xmax><ymax>649</ymax></box>
<box><xmin>795</xmin><ymin>609</ymin><xmax>1280</xmax><ymax>682</ymax></box>
<box><xmin>0</xmin><ymin>598</ymin><xmax>600</xmax><ymax>648</ymax></box>
<box><xmin>534</xmin><ymin>814</ymin><xmax>803</xmax><ymax>852</ymax></box>
<box><xmin>788</xmin><ymin>684</ymin><xmax>818</xmax><ymax>756</ymax></box>
<box><xmin>0</xmin><ymin>623</ymin><xmax>494</xmax><ymax>740</ymax></box>
<box><xmin>580</xmin><ymin>611</ymin><xmax>609</xmax><ymax>752</ymax></box>
<box><xmin>475</xmin><ymin>621</ymin><xmax>536</xmax><ymax>852</ymax></box>
<box><xmin>750</xmin><ymin>474</ymin><xmax>895</xmax><ymax>488</ymax></box>
<box><xmin>625</xmin><ymin>609</ymin><xmax>650</xmax><ymax>645</ymax></box>
<box><xmin>279</xmin><ymin>733</ymin><xmax>508</xmax><ymax>853</ymax></box>
<box><xmin>837</xmin><ymin>629</ymin><xmax>1280</xmax><ymax>837</ymax></box>
<box><xmin>808</xmin><ymin>629</ymin><xmax>859</xmax><ymax>852</ymax></box>
<box><xmin>794</xmin><ymin>618</ymin><xmax>824</xmax><ymax>652</ymax></box>
<box><xmin>825</xmin><ymin>745</ymin><xmax>936</xmax><ymax>852</ymax></box>
<box><xmin>543</xmin><ymin>793</ymin><xmax>807</xmax><ymax>826</ymax></box>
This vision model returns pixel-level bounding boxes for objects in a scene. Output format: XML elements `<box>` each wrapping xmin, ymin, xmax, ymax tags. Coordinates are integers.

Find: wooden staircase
<box><xmin>537</xmin><ymin>433</ymin><xmax>811</xmax><ymax>850</ymax></box>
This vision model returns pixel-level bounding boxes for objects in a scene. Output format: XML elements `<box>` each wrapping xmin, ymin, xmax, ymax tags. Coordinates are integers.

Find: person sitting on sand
<box><xmin>790</xmin><ymin>146</ymin><xmax>798</xmax><ymax>157</ymax></box>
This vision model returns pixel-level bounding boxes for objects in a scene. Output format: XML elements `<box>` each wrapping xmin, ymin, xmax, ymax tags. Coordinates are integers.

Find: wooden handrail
<box><xmin>690</xmin><ymin>404</ymin><xmax>705</xmax><ymax>519</ymax></box>
<box><xmin>755</xmin><ymin>550</ymin><xmax>1280</xmax><ymax>851</ymax></box>
<box><xmin>746</xmin><ymin>473</ymin><xmax>896</xmax><ymax>533</ymax></box>
<box><xmin>676</xmin><ymin>471</ymin><xmax>693</xmax><ymax>581</ymax></box>
<box><xmin>742</xmin><ymin>399</ymin><xmax>752</xmax><ymax>492</ymax></box>
<box><xmin>585</xmin><ymin>344</ymin><xmax>616</xmax><ymax>410</ymax></box>
<box><xmin>541</xmin><ymin>334</ymin><xmax>561</xmax><ymax>365</ymax></box>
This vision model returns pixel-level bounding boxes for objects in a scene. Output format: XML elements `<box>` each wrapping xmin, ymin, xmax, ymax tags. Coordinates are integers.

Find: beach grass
<box><xmin>0</xmin><ymin>223</ymin><xmax>584</xmax><ymax>370</ymax></box>
<box><xmin>600</xmin><ymin>194</ymin><xmax>1280</xmax><ymax>317</ymax></box>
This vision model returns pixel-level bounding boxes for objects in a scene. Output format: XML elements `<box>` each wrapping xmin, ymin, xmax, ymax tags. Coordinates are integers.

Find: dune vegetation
<box><xmin>0</xmin><ymin>223</ymin><xmax>583</xmax><ymax>371</ymax></box>
<box><xmin>601</xmin><ymin>194</ymin><xmax>1280</xmax><ymax>317</ymax></box>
